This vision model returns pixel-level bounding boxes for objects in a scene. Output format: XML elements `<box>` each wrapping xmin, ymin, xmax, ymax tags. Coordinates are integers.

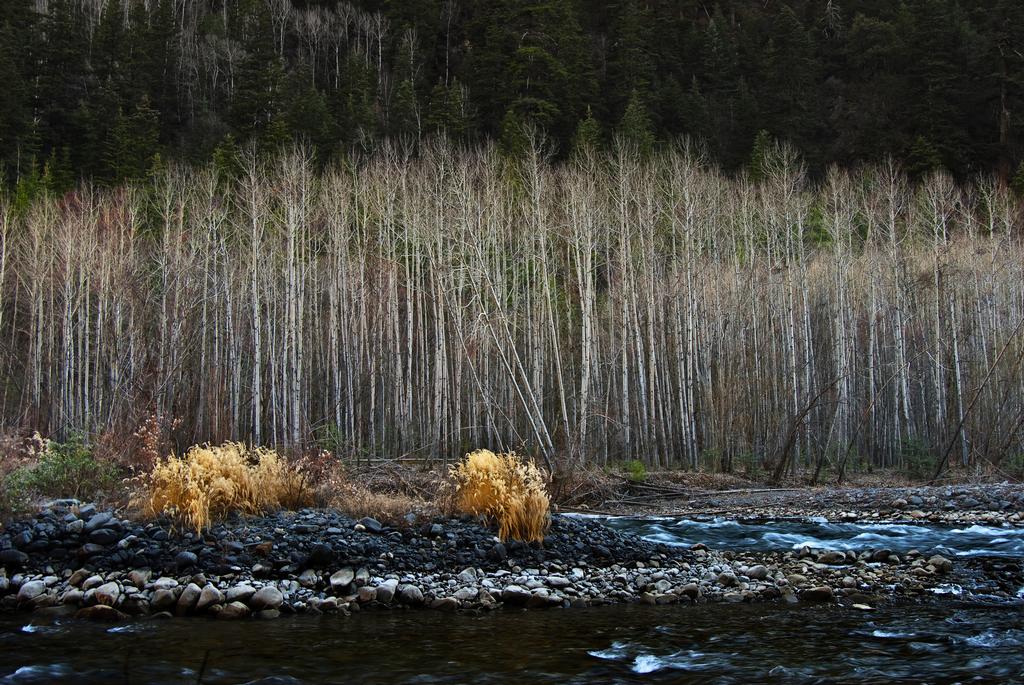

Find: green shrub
<box><xmin>8</xmin><ymin>434</ymin><xmax>120</xmax><ymax>500</ymax></box>
<box><xmin>622</xmin><ymin>459</ymin><xmax>647</xmax><ymax>482</ymax></box>
<box><xmin>898</xmin><ymin>437</ymin><xmax>934</xmax><ymax>480</ymax></box>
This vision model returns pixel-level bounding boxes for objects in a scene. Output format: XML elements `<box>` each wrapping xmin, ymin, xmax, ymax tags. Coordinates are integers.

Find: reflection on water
<box><xmin>2</xmin><ymin>599</ymin><xmax>1023</xmax><ymax>684</ymax></box>
<box><xmin>598</xmin><ymin>516</ymin><xmax>1024</xmax><ymax>557</ymax></box>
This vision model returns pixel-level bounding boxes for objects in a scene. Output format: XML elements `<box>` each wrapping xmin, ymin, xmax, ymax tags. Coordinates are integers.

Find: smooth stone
<box><xmin>175</xmin><ymin>551</ymin><xmax>198</xmax><ymax>570</ymax></box>
<box><xmin>818</xmin><ymin>551</ymin><xmax>847</xmax><ymax>565</ymax></box>
<box><xmin>94</xmin><ymin>582</ymin><xmax>121</xmax><ymax>607</ymax></box>
<box><xmin>305</xmin><ymin>543</ymin><xmax>334</xmax><ymax>568</ymax></box>
<box><xmin>127</xmin><ymin>569</ymin><xmax>151</xmax><ymax>589</ymax></box>
<box><xmin>226</xmin><ymin>584</ymin><xmax>256</xmax><ymax>603</ymax></box>
<box><xmin>175</xmin><ymin>583</ymin><xmax>202</xmax><ymax>616</ymax></box>
<box><xmin>298</xmin><ymin>570</ymin><xmax>319</xmax><ymax>589</ymax></box>
<box><xmin>254</xmin><ymin>609</ymin><xmax>280</xmax><ymax>620</ymax></box>
<box><xmin>75</xmin><ymin>605</ymin><xmax>128</xmax><ymax>622</ymax></box>
<box><xmin>801</xmin><ymin>586</ymin><xmax>835</xmax><ymax>602</ymax></box>
<box><xmin>746</xmin><ymin>565</ymin><xmax>769</xmax><ymax>580</ymax></box>
<box><xmin>357</xmin><ymin>586</ymin><xmax>377</xmax><ymax>603</ymax></box>
<box><xmin>249</xmin><ymin>586</ymin><xmax>283</xmax><ymax>611</ymax></box>
<box><xmin>88</xmin><ymin>528</ymin><xmax>120</xmax><ymax>546</ymax></box>
<box><xmin>84</xmin><ymin>513</ymin><xmax>114</xmax><ymax>533</ymax></box>
<box><xmin>17</xmin><ymin>580</ymin><xmax>46</xmax><ymax>604</ymax></box>
<box><xmin>68</xmin><ymin>569</ymin><xmax>90</xmax><ymax>587</ymax></box>
<box><xmin>357</xmin><ymin>517</ymin><xmax>384</xmax><ymax>534</ymax></box>
<box><xmin>376</xmin><ymin>579</ymin><xmax>399</xmax><ymax>604</ymax></box>
<box><xmin>927</xmin><ymin>555</ymin><xmax>953</xmax><ymax>573</ymax></box>
<box><xmin>152</xmin><ymin>577</ymin><xmax>178</xmax><ymax>591</ymax></box>
<box><xmin>330</xmin><ymin>568</ymin><xmax>354</xmax><ymax>593</ymax></box>
<box><xmin>501</xmin><ymin>585</ymin><xmax>531</xmax><ymax>604</ymax></box>
<box><xmin>430</xmin><ymin>597</ymin><xmax>460</xmax><ymax>611</ymax></box>
<box><xmin>0</xmin><ymin>549</ymin><xmax>30</xmax><ymax>569</ymax></box>
<box><xmin>398</xmin><ymin>584</ymin><xmax>424</xmax><ymax>605</ymax></box>
<box><xmin>217</xmin><ymin>601</ymin><xmax>251</xmax><ymax>620</ymax></box>
<box><xmin>717</xmin><ymin>572</ymin><xmax>738</xmax><ymax>587</ymax></box>
<box><xmin>150</xmin><ymin>589</ymin><xmax>176</xmax><ymax>611</ymax></box>
<box><xmin>196</xmin><ymin>584</ymin><xmax>224</xmax><ymax>611</ymax></box>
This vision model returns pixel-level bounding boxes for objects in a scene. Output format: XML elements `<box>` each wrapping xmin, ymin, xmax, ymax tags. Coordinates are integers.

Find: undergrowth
<box><xmin>449</xmin><ymin>449</ymin><xmax>550</xmax><ymax>543</ymax></box>
<box><xmin>6</xmin><ymin>434</ymin><xmax>119</xmax><ymax>502</ymax></box>
<box><xmin>140</xmin><ymin>442</ymin><xmax>313</xmax><ymax>532</ymax></box>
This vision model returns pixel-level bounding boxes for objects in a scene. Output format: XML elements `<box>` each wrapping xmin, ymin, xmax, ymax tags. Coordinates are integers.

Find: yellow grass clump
<box><xmin>449</xmin><ymin>449</ymin><xmax>550</xmax><ymax>543</ymax></box>
<box><xmin>141</xmin><ymin>442</ymin><xmax>312</xmax><ymax>532</ymax></box>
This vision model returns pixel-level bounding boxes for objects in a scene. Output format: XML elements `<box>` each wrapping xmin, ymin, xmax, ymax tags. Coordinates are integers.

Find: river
<box><xmin>2</xmin><ymin>517</ymin><xmax>1021</xmax><ymax>684</ymax></box>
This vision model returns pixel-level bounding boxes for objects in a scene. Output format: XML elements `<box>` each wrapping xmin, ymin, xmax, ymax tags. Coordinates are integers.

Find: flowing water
<box><xmin>598</xmin><ymin>516</ymin><xmax>1024</xmax><ymax>558</ymax></box>
<box><xmin>2</xmin><ymin>518</ymin><xmax>1022</xmax><ymax>685</ymax></box>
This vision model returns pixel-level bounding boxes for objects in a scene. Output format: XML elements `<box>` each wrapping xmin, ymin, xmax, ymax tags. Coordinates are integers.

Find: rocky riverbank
<box><xmin>2</xmin><ymin>497</ymin><xmax>1016</xmax><ymax>622</ymax></box>
<box><xmin>594</xmin><ymin>482</ymin><xmax>1024</xmax><ymax>525</ymax></box>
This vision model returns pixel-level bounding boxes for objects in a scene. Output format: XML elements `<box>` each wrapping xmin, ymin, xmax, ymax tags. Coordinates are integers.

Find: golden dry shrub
<box><xmin>449</xmin><ymin>449</ymin><xmax>550</xmax><ymax>543</ymax></box>
<box><xmin>142</xmin><ymin>442</ymin><xmax>312</xmax><ymax>531</ymax></box>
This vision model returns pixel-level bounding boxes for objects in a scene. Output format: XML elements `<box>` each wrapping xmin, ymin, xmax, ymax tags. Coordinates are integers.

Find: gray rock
<box><xmin>127</xmin><ymin>569</ymin><xmax>151</xmax><ymax>589</ymax></box>
<box><xmin>77</xmin><ymin>504</ymin><xmax>97</xmax><ymax>518</ymax></box>
<box><xmin>196</xmin><ymin>584</ymin><xmax>224</xmax><ymax>611</ymax></box>
<box><xmin>152</xmin><ymin>577</ymin><xmax>178</xmax><ymax>591</ymax></box>
<box><xmin>82</xmin><ymin>575</ymin><xmax>104</xmax><ymax>590</ymax></box>
<box><xmin>398</xmin><ymin>584</ymin><xmax>424</xmax><ymax>605</ymax></box>
<box><xmin>717</xmin><ymin>572</ymin><xmax>738</xmax><ymax>587</ymax></box>
<box><xmin>428</xmin><ymin>523</ymin><xmax>444</xmax><ymax>537</ymax></box>
<box><xmin>68</xmin><ymin>569</ymin><xmax>90</xmax><ymax>587</ymax></box>
<box><xmin>330</xmin><ymin>568</ymin><xmax>354</xmax><ymax>593</ymax></box>
<box><xmin>94</xmin><ymin>582</ymin><xmax>121</xmax><ymax>607</ymax></box>
<box><xmin>226</xmin><ymin>584</ymin><xmax>256</xmax><ymax>603</ymax></box>
<box><xmin>870</xmin><ymin>549</ymin><xmax>892</xmax><ymax>563</ymax></box>
<box><xmin>65</xmin><ymin>519</ymin><xmax>85</xmax><ymax>535</ymax></box>
<box><xmin>75</xmin><ymin>605</ymin><xmax>128</xmax><ymax>621</ymax></box>
<box><xmin>818</xmin><ymin>551</ymin><xmax>847</xmax><ymax>565</ymax></box>
<box><xmin>17</xmin><ymin>580</ymin><xmax>46</xmax><ymax>604</ymax></box>
<box><xmin>298</xmin><ymin>569</ymin><xmax>319</xmax><ymax>589</ymax></box>
<box><xmin>254</xmin><ymin>609</ymin><xmax>280</xmax><ymax>620</ymax></box>
<box><xmin>357</xmin><ymin>586</ymin><xmax>377</xmax><ymax>602</ymax></box>
<box><xmin>88</xmin><ymin>528</ymin><xmax>120</xmax><ymax>546</ymax></box>
<box><xmin>217</xmin><ymin>601</ymin><xmax>251</xmax><ymax>620</ymax></box>
<box><xmin>457</xmin><ymin>568</ymin><xmax>478</xmax><ymax>584</ymax></box>
<box><xmin>150</xmin><ymin>589</ymin><xmax>176</xmax><ymax>611</ymax></box>
<box><xmin>376</xmin><ymin>579</ymin><xmax>399</xmax><ymax>604</ymax></box>
<box><xmin>546</xmin><ymin>575</ymin><xmax>572</xmax><ymax>589</ymax></box>
<box><xmin>927</xmin><ymin>555</ymin><xmax>953</xmax><ymax>574</ymax></box>
<box><xmin>680</xmin><ymin>583</ymin><xmax>700</xmax><ymax>599</ymax></box>
<box><xmin>454</xmin><ymin>587</ymin><xmax>477</xmax><ymax>602</ymax></box>
<box><xmin>501</xmin><ymin>585</ymin><xmax>531</xmax><ymax>604</ymax></box>
<box><xmin>249</xmin><ymin>586</ymin><xmax>284</xmax><ymax>611</ymax></box>
<box><xmin>175</xmin><ymin>583</ymin><xmax>202</xmax><ymax>615</ymax></box>
<box><xmin>430</xmin><ymin>597</ymin><xmax>459</xmax><ymax>611</ymax></box>
<box><xmin>84</xmin><ymin>512</ymin><xmax>114</xmax><ymax>533</ymax></box>
<box><xmin>0</xmin><ymin>549</ymin><xmax>30</xmax><ymax>569</ymax></box>
<box><xmin>801</xmin><ymin>586</ymin><xmax>835</xmax><ymax>602</ymax></box>
<box><xmin>746</xmin><ymin>565</ymin><xmax>769</xmax><ymax>580</ymax></box>
<box><xmin>175</xmin><ymin>551</ymin><xmax>198</xmax><ymax>569</ymax></box>
<box><xmin>357</xmin><ymin>517</ymin><xmax>384</xmax><ymax>534</ymax></box>
<box><xmin>487</xmin><ymin>543</ymin><xmax>508</xmax><ymax>562</ymax></box>
<box><xmin>305</xmin><ymin>543</ymin><xmax>334</xmax><ymax>568</ymax></box>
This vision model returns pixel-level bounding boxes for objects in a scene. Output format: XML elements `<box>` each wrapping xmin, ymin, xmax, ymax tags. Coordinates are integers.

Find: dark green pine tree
<box><xmin>905</xmin><ymin>135</ymin><xmax>944</xmax><ymax>178</ymax></box>
<box><xmin>0</xmin><ymin>18</ymin><xmax>31</xmax><ymax>176</ymax></box>
<box><xmin>230</xmin><ymin>4</ymin><xmax>285</xmax><ymax>144</ymax></box>
<box><xmin>284</xmin><ymin>66</ymin><xmax>337</xmax><ymax>156</ymax></box>
<box><xmin>106</xmin><ymin>97</ymin><xmax>161</xmax><ymax>182</ymax></box>
<box><xmin>426</xmin><ymin>81</ymin><xmax>471</xmax><ymax>141</ymax></box>
<box><xmin>605</xmin><ymin>0</ymin><xmax>655</xmax><ymax>121</ymax></box>
<box><xmin>334</xmin><ymin>55</ymin><xmax>379</xmax><ymax>145</ymax></box>
<box><xmin>748</xmin><ymin>129</ymin><xmax>774</xmax><ymax>182</ymax></box>
<box><xmin>571</xmin><ymin>107</ymin><xmax>603</xmax><ymax>156</ymax></box>
<box><xmin>617</xmin><ymin>90</ymin><xmax>655</xmax><ymax>156</ymax></box>
<box><xmin>390</xmin><ymin>79</ymin><xmax>421</xmax><ymax>140</ymax></box>
<box><xmin>466</xmin><ymin>0</ymin><xmax>595</xmax><ymax>143</ymax></box>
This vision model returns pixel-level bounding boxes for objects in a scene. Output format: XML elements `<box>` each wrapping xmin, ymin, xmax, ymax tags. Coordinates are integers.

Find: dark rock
<box><xmin>84</xmin><ymin>513</ymin><xmax>114</xmax><ymax>533</ymax></box>
<box><xmin>13</xmin><ymin>531</ymin><xmax>33</xmax><ymax>549</ymax></box>
<box><xmin>801</xmin><ymin>586</ymin><xmax>835</xmax><ymax>602</ymax></box>
<box><xmin>358</xmin><ymin>518</ymin><xmax>384</xmax><ymax>534</ymax></box>
<box><xmin>0</xmin><ymin>549</ymin><xmax>30</xmax><ymax>569</ymax></box>
<box><xmin>249</xmin><ymin>586</ymin><xmax>284</xmax><ymax>611</ymax></box>
<box><xmin>88</xmin><ymin>528</ymin><xmax>120</xmax><ymax>546</ymax></box>
<box><xmin>77</xmin><ymin>543</ymin><xmax>106</xmax><ymax>558</ymax></box>
<box><xmin>75</xmin><ymin>605</ymin><xmax>128</xmax><ymax>622</ymax></box>
<box><xmin>305</xmin><ymin>543</ymin><xmax>334</xmax><ymax>568</ymax></box>
<box><xmin>487</xmin><ymin>543</ymin><xmax>508</xmax><ymax>562</ymax></box>
<box><xmin>175</xmin><ymin>551</ymin><xmax>198</xmax><ymax>570</ymax></box>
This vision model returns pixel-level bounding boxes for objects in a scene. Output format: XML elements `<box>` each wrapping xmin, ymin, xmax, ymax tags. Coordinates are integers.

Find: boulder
<box><xmin>217</xmin><ymin>601</ymin><xmax>251</xmax><ymax>620</ymax></box>
<box><xmin>801</xmin><ymin>586</ymin><xmax>835</xmax><ymax>602</ymax></box>
<box><xmin>226</xmin><ymin>584</ymin><xmax>256</xmax><ymax>603</ymax></box>
<box><xmin>249</xmin><ymin>586</ymin><xmax>284</xmax><ymax>611</ymax></box>
<box><xmin>17</xmin><ymin>580</ymin><xmax>46</xmax><ymax>604</ymax></box>
<box><xmin>93</xmin><ymin>582</ymin><xmax>121</xmax><ymax>607</ymax></box>
<box><xmin>196</xmin><ymin>584</ymin><xmax>224</xmax><ymax>612</ymax></box>
<box><xmin>398</xmin><ymin>584</ymin><xmax>424</xmax><ymax>605</ymax></box>
<box><xmin>175</xmin><ymin>582</ymin><xmax>202</xmax><ymax>616</ymax></box>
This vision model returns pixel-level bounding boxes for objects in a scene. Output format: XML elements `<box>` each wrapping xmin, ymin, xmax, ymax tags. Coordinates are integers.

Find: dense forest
<box><xmin>1</xmin><ymin>142</ymin><xmax>1022</xmax><ymax>475</ymax></box>
<box><xmin>2</xmin><ymin>0</ymin><xmax>1024</xmax><ymax>189</ymax></box>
